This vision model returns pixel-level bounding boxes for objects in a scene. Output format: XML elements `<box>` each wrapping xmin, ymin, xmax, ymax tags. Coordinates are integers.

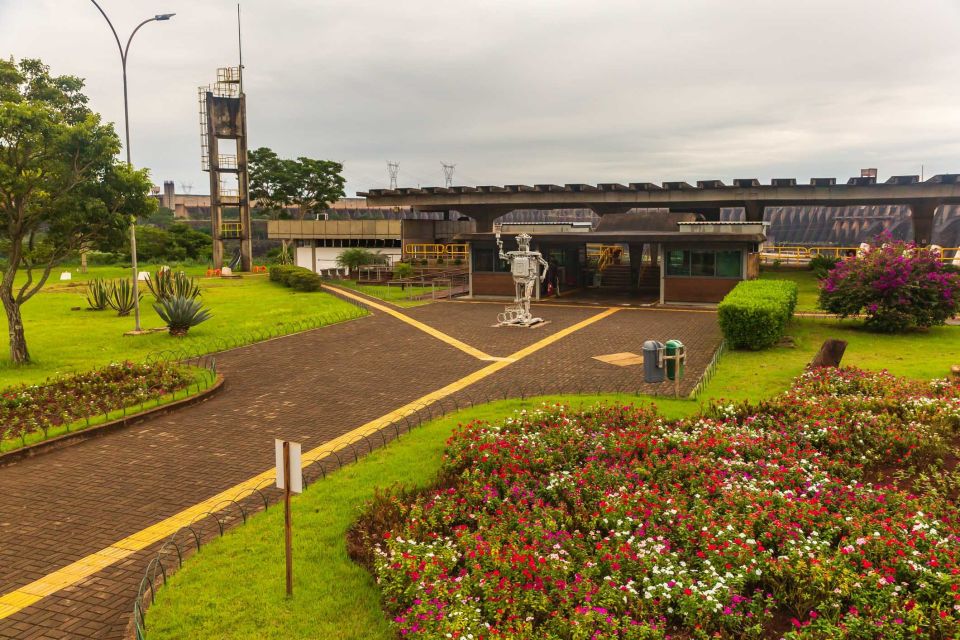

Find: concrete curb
<box><xmin>0</xmin><ymin>374</ymin><xmax>225</xmax><ymax>467</ymax></box>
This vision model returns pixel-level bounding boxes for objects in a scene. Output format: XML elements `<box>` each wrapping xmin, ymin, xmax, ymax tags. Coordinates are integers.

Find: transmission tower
<box><xmin>441</xmin><ymin>162</ymin><xmax>456</xmax><ymax>188</ymax></box>
<box><xmin>387</xmin><ymin>161</ymin><xmax>399</xmax><ymax>190</ymax></box>
<box><xmin>179</xmin><ymin>181</ymin><xmax>193</xmax><ymax>194</ymax></box>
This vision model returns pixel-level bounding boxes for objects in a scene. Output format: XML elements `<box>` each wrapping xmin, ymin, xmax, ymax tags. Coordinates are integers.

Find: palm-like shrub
<box><xmin>107</xmin><ymin>279</ymin><xmax>141</xmax><ymax>316</ymax></box>
<box><xmin>85</xmin><ymin>279</ymin><xmax>110</xmax><ymax>310</ymax></box>
<box><xmin>336</xmin><ymin>247</ymin><xmax>387</xmax><ymax>272</ymax></box>
<box><xmin>393</xmin><ymin>262</ymin><xmax>414</xmax><ymax>280</ymax></box>
<box><xmin>153</xmin><ymin>295</ymin><xmax>212</xmax><ymax>337</ymax></box>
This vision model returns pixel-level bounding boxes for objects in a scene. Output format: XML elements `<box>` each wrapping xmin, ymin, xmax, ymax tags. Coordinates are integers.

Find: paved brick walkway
<box><xmin>0</xmin><ymin>299</ymin><xmax>720</xmax><ymax>639</ymax></box>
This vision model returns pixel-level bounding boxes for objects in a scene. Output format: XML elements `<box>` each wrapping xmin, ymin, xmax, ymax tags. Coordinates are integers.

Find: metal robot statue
<box><xmin>496</xmin><ymin>231</ymin><xmax>548</xmax><ymax>326</ymax></box>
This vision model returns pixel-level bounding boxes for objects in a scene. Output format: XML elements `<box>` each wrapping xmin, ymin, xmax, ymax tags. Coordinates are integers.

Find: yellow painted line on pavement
<box><xmin>0</xmin><ymin>306</ymin><xmax>619</xmax><ymax>620</ymax></box>
<box><xmin>325</xmin><ymin>284</ymin><xmax>500</xmax><ymax>361</ymax></box>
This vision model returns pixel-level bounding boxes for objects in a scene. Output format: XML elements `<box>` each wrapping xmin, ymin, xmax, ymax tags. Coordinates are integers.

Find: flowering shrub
<box><xmin>819</xmin><ymin>236</ymin><xmax>960</xmax><ymax>332</ymax></box>
<box><xmin>366</xmin><ymin>368</ymin><xmax>960</xmax><ymax>639</ymax></box>
<box><xmin>0</xmin><ymin>362</ymin><xmax>192</xmax><ymax>445</ymax></box>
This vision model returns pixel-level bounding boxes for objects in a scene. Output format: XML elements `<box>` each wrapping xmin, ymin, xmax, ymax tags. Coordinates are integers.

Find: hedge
<box><xmin>269</xmin><ymin>265</ymin><xmax>323</xmax><ymax>292</ymax></box>
<box><xmin>717</xmin><ymin>279</ymin><xmax>798</xmax><ymax>350</ymax></box>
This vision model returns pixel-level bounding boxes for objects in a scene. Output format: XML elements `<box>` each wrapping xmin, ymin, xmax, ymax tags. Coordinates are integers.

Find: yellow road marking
<box><xmin>0</xmin><ymin>307</ymin><xmax>619</xmax><ymax>619</ymax></box>
<box><xmin>325</xmin><ymin>284</ymin><xmax>500</xmax><ymax>361</ymax></box>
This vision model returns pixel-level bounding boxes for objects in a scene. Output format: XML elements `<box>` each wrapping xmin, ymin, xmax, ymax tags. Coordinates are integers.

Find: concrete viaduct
<box><xmin>360</xmin><ymin>174</ymin><xmax>960</xmax><ymax>245</ymax></box>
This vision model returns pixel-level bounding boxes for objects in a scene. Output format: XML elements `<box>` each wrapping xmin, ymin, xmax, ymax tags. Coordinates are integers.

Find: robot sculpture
<box><xmin>496</xmin><ymin>231</ymin><xmax>549</xmax><ymax>327</ymax></box>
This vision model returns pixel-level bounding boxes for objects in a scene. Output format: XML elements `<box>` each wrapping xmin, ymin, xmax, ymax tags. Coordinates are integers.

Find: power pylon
<box><xmin>387</xmin><ymin>161</ymin><xmax>399</xmax><ymax>190</ymax></box>
<box><xmin>441</xmin><ymin>162</ymin><xmax>456</xmax><ymax>188</ymax></box>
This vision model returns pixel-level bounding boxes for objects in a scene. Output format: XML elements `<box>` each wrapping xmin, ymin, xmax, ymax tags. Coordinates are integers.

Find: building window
<box><xmin>666</xmin><ymin>249</ymin><xmax>742</xmax><ymax>278</ymax></box>
<box><xmin>473</xmin><ymin>247</ymin><xmax>495</xmax><ymax>272</ymax></box>
<box><xmin>666</xmin><ymin>250</ymin><xmax>690</xmax><ymax>276</ymax></box>
<box><xmin>716</xmin><ymin>250</ymin><xmax>742</xmax><ymax>277</ymax></box>
<box><xmin>690</xmin><ymin>251</ymin><xmax>716</xmax><ymax>277</ymax></box>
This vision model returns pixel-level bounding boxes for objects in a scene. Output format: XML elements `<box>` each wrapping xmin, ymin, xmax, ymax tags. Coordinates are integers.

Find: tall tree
<box><xmin>288</xmin><ymin>157</ymin><xmax>346</xmax><ymax>220</ymax></box>
<box><xmin>247</xmin><ymin>146</ymin><xmax>291</xmax><ymax>219</ymax></box>
<box><xmin>248</xmin><ymin>146</ymin><xmax>345</xmax><ymax>220</ymax></box>
<box><xmin>0</xmin><ymin>58</ymin><xmax>155</xmax><ymax>364</ymax></box>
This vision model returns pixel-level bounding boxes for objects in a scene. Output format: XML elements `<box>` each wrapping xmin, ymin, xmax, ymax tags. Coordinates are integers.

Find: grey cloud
<box><xmin>1</xmin><ymin>0</ymin><xmax>958</xmax><ymax>194</ymax></box>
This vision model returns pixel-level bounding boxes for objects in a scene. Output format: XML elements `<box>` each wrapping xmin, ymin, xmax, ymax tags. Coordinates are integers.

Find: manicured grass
<box><xmin>713</xmin><ymin>316</ymin><xmax>960</xmax><ymax>403</ymax></box>
<box><xmin>144</xmin><ymin>308</ymin><xmax>960</xmax><ymax>639</ymax></box>
<box><xmin>330</xmin><ymin>279</ymin><xmax>435</xmax><ymax>307</ymax></box>
<box><xmin>0</xmin><ymin>266</ymin><xmax>365</xmax><ymax>388</ymax></box>
<box><xmin>0</xmin><ymin>365</ymin><xmax>214</xmax><ymax>453</ymax></box>
<box><xmin>759</xmin><ymin>267</ymin><xmax>820</xmax><ymax>312</ymax></box>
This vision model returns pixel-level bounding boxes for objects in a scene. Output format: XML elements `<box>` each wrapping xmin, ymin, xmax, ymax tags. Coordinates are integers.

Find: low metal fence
<box><xmin>760</xmin><ymin>245</ymin><xmax>960</xmax><ymax>265</ymax></box>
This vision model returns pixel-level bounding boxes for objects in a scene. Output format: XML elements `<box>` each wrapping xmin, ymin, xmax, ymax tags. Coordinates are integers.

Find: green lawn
<box><xmin>0</xmin><ymin>266</ymin><xmax>365</xmax><ymax>388</ymax></box>
<box><xmin>145</xmin><ymin>311</ymin><xmax>960</xmax><ymax>639</ymax></box>
<box><xmin>330</xmin><ymin>279</ymin><xmax>435</xmax><ymax>308</ymax></box>
<box><xmin>759</xmin><ymin>267</ymin><xmax>821</xmax><ymax>312</ymax></box>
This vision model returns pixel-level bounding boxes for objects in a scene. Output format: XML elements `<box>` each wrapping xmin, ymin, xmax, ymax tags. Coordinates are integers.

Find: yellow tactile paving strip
<box><xmin>325</xmin><ymin>284</ymin><xmax>503</xmax><ymax>361</ymax></box>
<box><xmin>0</xmin><ymin>306</ymin><xmax>619</xmax><ymax>620</ymax></box>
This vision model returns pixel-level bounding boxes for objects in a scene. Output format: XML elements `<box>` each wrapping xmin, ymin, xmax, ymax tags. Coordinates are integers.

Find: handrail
<box><xmin>597</xmin><ymin>245</ymin><xmax>623</xmax><ymax>272</ymax></box>
<box><xmin>403</xmin><ymin>243</ymin><xmax>468</xmax><ymax>258</ymax></box>
<box><xmin>761</xmin><ymin>245</ymin><xmax>960</xmax><ymax>265</ymax></box>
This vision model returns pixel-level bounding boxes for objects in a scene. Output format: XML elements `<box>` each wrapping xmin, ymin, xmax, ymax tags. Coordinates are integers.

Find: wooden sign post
<box><xmin>275</xmin><ymin>439</ymin><xmax>302</xmax><ymax>597</ymax></box>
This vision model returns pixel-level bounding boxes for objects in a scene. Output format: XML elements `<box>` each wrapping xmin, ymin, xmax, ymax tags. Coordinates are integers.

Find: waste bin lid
<box><xmin>643</xmin><ymin>340</ymin><xmax>662</xmax><ymax>349</ymax></box>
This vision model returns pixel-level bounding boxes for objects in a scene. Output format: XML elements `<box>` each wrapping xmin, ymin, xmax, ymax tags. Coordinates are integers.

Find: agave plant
<box><xmin>107</xmin><ymin>279</ymin><xmax>142</xmax><ymax>316</ymax></box>
<box><xmin>85</xmin><ymin>279</ymin><xmax>110</xmax><ymax>311</ymax></box>
<box><xmin>145</xmin><ymin>269</ymin><xmax>175</xmax><ymax>301</ymax></box>
<box><xmin>171</xmin><ymin>271</ymin><xmax>201</xmax><ymax>300</ymax></box>
<box><xmin>153</xmin><ymin>295</ymin><xmax>212</xmax><ymax>337</ymax></box>
<box><xmin>146</xmin><ymin>270</ymin><xmax>201</xmax><ymax>301</ymax></box>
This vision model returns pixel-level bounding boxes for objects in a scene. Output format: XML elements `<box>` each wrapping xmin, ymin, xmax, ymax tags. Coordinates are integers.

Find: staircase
<box><xmin>637</xmin><ymin>265</ymin><xmax>659</xmax><ymax>291</ymax></box>
<box><xmin>598</xmin><ymin>264</ymin><xmax>632</xmax><ymax>288</ymax></box>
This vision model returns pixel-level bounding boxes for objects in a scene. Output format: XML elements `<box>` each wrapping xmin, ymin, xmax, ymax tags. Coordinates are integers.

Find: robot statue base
<box><xmin>496</xmin><ymin>305</ymin><xmax>543</xmax><ymax>327</ymax></box>
<box><xmin>495</xmin><ymin>231</ymin><xmax>547</xmax><ymax>328</ymax></box>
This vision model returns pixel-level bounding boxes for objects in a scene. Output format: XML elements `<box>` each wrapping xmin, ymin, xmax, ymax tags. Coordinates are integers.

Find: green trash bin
<box><xmin>665</xmin><ymin>339</ymin><xmax>685</xmax><ymax>380</ymax></box>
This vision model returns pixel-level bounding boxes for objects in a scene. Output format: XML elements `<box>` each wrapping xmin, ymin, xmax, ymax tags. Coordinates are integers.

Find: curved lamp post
<box><xmin>89</xmin><ymin>1</ymin><xmax>175</xmax><ymax>332</ymax></box>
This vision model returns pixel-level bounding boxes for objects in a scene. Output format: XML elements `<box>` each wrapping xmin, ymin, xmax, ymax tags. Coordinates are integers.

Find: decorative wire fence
<box><xmin>1</xmin><ymin>306</ymin><xmax>367</xmax><ymax>455</ymax></box>
<box><xmin>0</xmin><ymin>360</ymin><xmax>218</xmax><ymax>454</ymax></box>
<box><xmin>131</xmin><ymin>355</ymin><xmax>727</xmax><ymax>638</ymax></box>
<box><xmin>690</xmin><ymin>340</ymin><xmax>726</xmax><ymax>400</ymax></box>
<box><xmin>141</xmin><ymin>307</ymin><xmax>369</xmax><ymax>366</ymax></box>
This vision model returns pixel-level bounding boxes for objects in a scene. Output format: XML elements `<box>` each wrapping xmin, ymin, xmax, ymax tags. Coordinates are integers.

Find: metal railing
<box><xmin>220</xmin><ymin>222</ymin><xmax>242</xmax><ymax>238</ymax></box>
<box><xmin>403</xmin><ymin>243</ymin><xmax>469</xmax><ymax>259</ymax></box>
<box><xmin>761</xmin><ymin>245</ymin><xmax>960</xmax><ymax>265</ymax></box>
<box><xmin>384</xmin><ymin>270</ymin><xmax>469</xmax><ymax>301</ymax></box>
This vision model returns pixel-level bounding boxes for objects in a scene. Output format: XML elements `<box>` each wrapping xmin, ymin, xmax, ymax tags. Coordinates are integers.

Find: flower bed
<box><xmin>363</xmin><ymin>368</ymin><xmax>960</xmax><ymax>639</ymax></box>
<box><xmin>1</xmin><ymin>362</ymin><xmax>193</xmax><ymax>446</ymax></box>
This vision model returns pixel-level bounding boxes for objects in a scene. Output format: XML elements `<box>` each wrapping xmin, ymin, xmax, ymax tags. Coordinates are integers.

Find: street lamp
<box><xmin>89</xmin><ymin>1</ymin><xmax>175</xmax><ymax>332</ymax></box>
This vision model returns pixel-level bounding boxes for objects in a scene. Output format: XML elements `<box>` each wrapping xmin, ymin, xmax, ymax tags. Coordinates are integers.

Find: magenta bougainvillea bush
<box><xmin>819</xmin><ymin>236</ymin><xmax>960</xmax><ymax>332</ymax></box>
<box><xmin>1</xmin><ymin>361</ymin><xmax>192</xmax><ymax>444</ymax></box>
<box><xmin>371</xmin><ymin>368</ymin><xmax>960</xmax><ymax>639</ymax></box>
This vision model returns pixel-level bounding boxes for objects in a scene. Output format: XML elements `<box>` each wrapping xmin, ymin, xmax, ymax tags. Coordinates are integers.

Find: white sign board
<box><xmin>275</xmin><ymin>439</ymin><xmax>303</xmax><ymax>494</ymax></box>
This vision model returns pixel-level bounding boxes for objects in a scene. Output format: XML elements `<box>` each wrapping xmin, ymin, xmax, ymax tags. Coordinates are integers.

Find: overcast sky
<box><xmin>2</xmin><ymin>0</ymin><xmax>959</xmax><ymax>196</ymax></box>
